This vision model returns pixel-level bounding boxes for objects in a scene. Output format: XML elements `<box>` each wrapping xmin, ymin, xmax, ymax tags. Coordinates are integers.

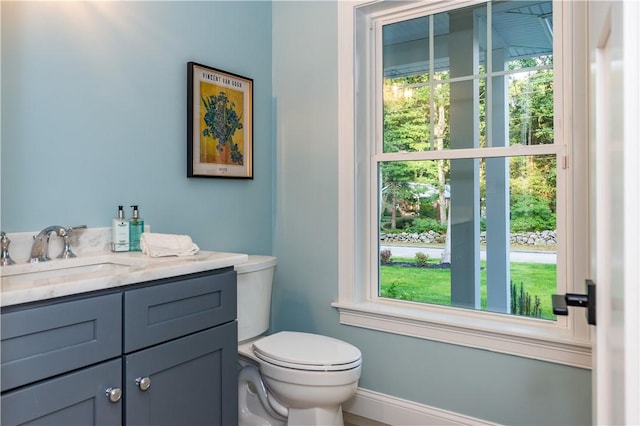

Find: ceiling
<box><xmin>383</xmin><ymin>1</ymin><xmax>553</xmax><ymax>77</ymax></box>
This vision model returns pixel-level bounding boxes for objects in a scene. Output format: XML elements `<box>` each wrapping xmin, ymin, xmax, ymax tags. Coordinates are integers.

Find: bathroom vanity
<box><xmin>0</xmin><ymin>249</ymin><xmax>247</xmax><ymax>426</ymax></box>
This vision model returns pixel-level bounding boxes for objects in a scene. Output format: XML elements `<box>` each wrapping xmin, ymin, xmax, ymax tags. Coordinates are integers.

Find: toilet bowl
<box><xmin>236</xmin><ymin>256</ymin><xmax>362</xmax><ymax>426</ymax></box>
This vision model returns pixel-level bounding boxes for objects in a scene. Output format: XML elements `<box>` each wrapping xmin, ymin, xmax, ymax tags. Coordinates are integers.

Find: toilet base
<box><xmin>238</xmin><ymin>360</ymin><xmax>348</xmax><ymax>426</ymax></box>
<box><xmin>239</xmin><ymin>381</ymin><xmax>286</xmax><ymax>426</ymax></box>
<box><xmin>238</xmin><ymin>336</ymin><xmax>359</xmax><ymax>426</ymax></box>
<box><xmin>287</xmin><ymin>406</ymin><xmax>344</xmax><ymax>426</ymax></box>
<box><xmin>239</xmin><ymin>362</ymin><xmax>286</xmax><ymax>426</ymax></box>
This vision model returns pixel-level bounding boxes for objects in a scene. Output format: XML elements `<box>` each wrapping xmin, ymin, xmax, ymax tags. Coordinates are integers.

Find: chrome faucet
<box><xmin>29</xmin><ymin>225</ymin><xmax>88</xmax><ymax>263</ymax></box>
<box><xmin>1</xmin><ymin>231</ymin><xmax>15</xmax><ymax>266</ymax></box>
<box><xmin>29</xmin><ymin>226</ymin><xmax>68</xmax><ymax>263</ymax></box>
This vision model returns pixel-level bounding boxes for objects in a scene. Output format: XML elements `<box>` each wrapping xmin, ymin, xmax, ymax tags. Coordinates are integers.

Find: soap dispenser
<box><xmin>129</xmin><ymin>205</ymin><xmax>144</xmax><ymax>251</ymax></box>
<box><xmin>112</xmin><ymin>205</ymin><xmax>130</xmax><ymax>252</ymax></box>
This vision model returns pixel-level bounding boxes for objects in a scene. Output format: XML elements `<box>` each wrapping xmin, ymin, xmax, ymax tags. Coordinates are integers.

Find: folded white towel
<box><xmin>140</xmin><ymin>233</ymin><xmax>200</xmax><ymax>258</ymax></box>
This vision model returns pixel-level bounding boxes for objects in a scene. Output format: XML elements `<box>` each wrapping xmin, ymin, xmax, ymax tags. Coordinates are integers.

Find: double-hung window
<box><xmin>334</xmin><ymin>0</ymin><xmax>591</xmax><ymax>367</ymax></box>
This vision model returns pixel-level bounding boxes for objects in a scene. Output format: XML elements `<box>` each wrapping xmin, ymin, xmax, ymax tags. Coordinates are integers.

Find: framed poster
<box><xmin>187</xmin><ymin>62</ymin><xmax>253</xmax><ymax>178</ymax></box>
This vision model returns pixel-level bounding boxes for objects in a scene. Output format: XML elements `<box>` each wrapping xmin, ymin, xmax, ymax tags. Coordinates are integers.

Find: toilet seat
<box><xmin>252</xmin><ymin>331</ymin><xmax>362</xmax><ymax>372</ymax></box>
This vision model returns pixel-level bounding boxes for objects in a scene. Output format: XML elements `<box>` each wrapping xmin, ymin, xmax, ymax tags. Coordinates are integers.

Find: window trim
<box><xmin>334</xmin><ymin>0</ymin><xmax>592</xmax><ymax>369</ymax></box>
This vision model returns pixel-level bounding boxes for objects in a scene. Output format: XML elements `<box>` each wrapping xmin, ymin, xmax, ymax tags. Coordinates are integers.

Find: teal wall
<box><xmin>1</xmin><ymin>1</ymin><xmax>591</xmax><ymax>425</ymax></box>
<box><xmin>270</xmin><ymin>1</ymin><xmax>591</xmax><ymax>425</ymax></box>
<box><xmin>0</xmin><ymin>1</ymin><xmax>273</xmax><ymax>255</ymax></box>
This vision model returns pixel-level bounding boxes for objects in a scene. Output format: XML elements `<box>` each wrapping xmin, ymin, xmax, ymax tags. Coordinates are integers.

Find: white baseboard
<box><xmin>343</xmin><ymin>388</ymin><xmax>500</xmax><ymax>426</ymax></box>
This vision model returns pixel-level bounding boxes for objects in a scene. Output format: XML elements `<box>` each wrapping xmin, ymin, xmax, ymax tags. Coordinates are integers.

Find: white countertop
<box><xmin>0</xmin><ymin>250</ymin><xmax>248</xmax><ymax>307</ymax></box>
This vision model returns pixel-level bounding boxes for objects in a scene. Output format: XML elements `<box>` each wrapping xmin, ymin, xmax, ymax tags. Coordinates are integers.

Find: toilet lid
<box><xmin>252</xmin><ymin>331</ymin><xmax>362</xmax><ymax>372</ymax></box>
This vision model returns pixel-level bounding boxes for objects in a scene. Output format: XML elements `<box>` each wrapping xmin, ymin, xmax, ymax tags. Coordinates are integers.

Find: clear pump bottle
<box><xmin>112</xmin><ymin>205</ymin><xmax>129</xmax><ymax>252</ymax></box>
<box><xmin>129</xmin><ymin>205</ymin><xmax>144</xmax><ymax>251</ymax></box>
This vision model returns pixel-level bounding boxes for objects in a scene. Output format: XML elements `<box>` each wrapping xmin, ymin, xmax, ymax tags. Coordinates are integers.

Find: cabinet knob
<box><xmin>136</xmin><ymin>376</ymin><xmax>151</xmax><ymax>391</ymax></box>
<box><xmin>106</xmin><ymin>387</ymin><xmax>122</xmax><ymax>403</ymax></box>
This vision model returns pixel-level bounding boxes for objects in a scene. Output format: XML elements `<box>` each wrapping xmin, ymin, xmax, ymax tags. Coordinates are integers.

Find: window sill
<box><xmin>331</xmin><ymin>300</ymin><xmax>591</xmax><ymax>368</ymax></box>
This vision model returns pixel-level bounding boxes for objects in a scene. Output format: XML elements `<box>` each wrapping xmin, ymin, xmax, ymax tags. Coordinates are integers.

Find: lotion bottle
<box><xmin>129</xmin><ymin>205</ymin><xmax>144</xmax><ymax>251</ymax></box>
<box><xmin>111</xmin><ymin>205</ymin><xmax>129</xmax><ymax>252</ymax></box>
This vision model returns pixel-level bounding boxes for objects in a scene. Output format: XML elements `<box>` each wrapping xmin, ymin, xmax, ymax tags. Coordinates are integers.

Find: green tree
<box><xmin>508</xmin><ymin>57</ymin><xmax>556</xmax><ymax>227</ymax></box>
<box><xmin>382</xmin><ymin>73</ymin><xmax>451</xmax><ymax>228</ymax></box>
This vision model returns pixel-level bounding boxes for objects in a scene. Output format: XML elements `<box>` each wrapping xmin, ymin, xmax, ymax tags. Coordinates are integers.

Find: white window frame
<box><xmin>333</xmin><ymin>0</ymin><xmax>592</xmax><ymax>368</ymax></box>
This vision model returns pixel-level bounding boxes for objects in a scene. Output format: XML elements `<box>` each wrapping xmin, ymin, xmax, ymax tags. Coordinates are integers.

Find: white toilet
<box><xmin>235</xmin><ymin>256</ymin><xmax>362</xmax><ymax>426</ymax></box>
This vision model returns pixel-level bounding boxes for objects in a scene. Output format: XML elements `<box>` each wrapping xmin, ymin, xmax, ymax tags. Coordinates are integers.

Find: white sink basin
<box><xmin>0</xmin><ymin>251</ymin><xmax>249</xmax><ymax>307</ymax></box>
<box><xmin>2</xmin><ymin>262</ymin><xmax>134</xmax><ymax>285</ymax></box>
<box><xmin>0</xmin><ymin>256</ymin><xmax>148</xmax><ymax>292</ymax></box>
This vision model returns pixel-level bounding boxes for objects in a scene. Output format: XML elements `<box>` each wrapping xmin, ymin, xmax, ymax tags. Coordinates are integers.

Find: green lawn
<box><xmin>380</xmin><ymin>257</ymin><xmax>557</xmax><ymax>320</ymax></box>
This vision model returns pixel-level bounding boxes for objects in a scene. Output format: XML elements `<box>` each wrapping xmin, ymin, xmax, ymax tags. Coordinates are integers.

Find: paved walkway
<box><xmin>380</xmin><ymin>244</ymin><xmax>556</xmax><ymax>264</ymax></box>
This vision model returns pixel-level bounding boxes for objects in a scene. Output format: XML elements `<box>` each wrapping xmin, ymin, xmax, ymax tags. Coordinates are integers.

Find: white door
<box><xmin>588</xmin><ymin>1</ymin><xmax>640</xmax><ymax>424</ymax></box>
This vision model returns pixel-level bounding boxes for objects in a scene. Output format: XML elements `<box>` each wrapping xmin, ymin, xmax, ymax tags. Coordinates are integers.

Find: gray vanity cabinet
<box><xmin>0</xmin><ymin>293</ymin><xmax>123</xmax><ymax>426</ymax></box>
<box><xmin>124</xmin><ymin>323</ymin><xmax>236</xmax><ymax>425</ymax></box>
<box><xmin>1</xmin><ymin>267</ymin><xmax>238</xmax><ymax>426</ymax></box>
<box><xmin>123</xmin><ymin>268</ymin><xmax>238</xmax><ymax>426</ymax></box>
<box><xmin>1</xmin><ymin>359</ymin><xmax>122</xmax><ymax>425</ymax></box>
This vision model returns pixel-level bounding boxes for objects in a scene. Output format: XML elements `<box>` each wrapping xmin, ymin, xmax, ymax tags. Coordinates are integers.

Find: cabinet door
<box><xmin>125</xmin><ymin>322</ymin><xmax>237</xmax><ymax>426</ymax></box>
<box><xmin>1</xmin><ymin>359</ymin><xmax>122</xmax><ymax>426</ymax></box>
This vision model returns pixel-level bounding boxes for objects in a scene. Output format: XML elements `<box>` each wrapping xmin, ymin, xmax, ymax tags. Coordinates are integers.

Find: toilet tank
<box><xmin>235</xmin><ymin>255</ymin><xmax>277</xmax><ymax>343</ymax></box>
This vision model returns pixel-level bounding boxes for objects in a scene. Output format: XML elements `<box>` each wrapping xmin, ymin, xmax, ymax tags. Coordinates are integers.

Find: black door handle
<box><xmin>551</xmin><ymin>279</ymin><xmax>596</xmax><ymax>325</ymax></box>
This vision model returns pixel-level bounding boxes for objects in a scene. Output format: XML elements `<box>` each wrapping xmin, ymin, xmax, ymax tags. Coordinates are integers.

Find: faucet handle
<box><xmin>1</xmin><ymin>232</ymin><xmax>16</xmax><ymax>266</ymax></box>
<box><xmin>56</xmin><ymin>225</ymin><xmax>87</xmax><ymax>259</ymax></box>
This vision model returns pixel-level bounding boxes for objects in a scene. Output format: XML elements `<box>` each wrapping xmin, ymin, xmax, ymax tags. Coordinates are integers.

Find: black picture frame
<box><xmin>187</xmin><ymin>62</ymin><xmax>253</xmax><ymax>178</ymax></box>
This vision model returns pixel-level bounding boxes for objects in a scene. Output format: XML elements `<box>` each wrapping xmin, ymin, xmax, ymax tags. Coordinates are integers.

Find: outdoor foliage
<box><xmin>380</xmin><ymin>249</ymin><xmax>392</xmax><ymax>265</ymax></box>
<box><xmin>405</xmin><ymin>218</ymin><xmax>447</xmax><ymax>234</ymax></box>
<box><xmin>510</xmin><ymin>281</ymin><xmax>542</xmax><ymax>318</ymax></box>
<box><xmin>380</xmin><ymin>58</ymin><xmax>556</xmax><ymax>232</ymax></box>
<box><xmin>378</xmin><ymin>57</ymin><xmax>556</xmax><ymax>319</ymax></box>
<box><xmin>510</xmin><ymin>193</ymin><xmax>556</xmax><ymax>232</ymax></box>
<box><xmin>414</xmin><ymin>252</ymin><xmax>429</xmax><ymax>266</ymax></box>
<box><xmin>381</xmin><ymin>282</ymin><xmax>413</xmax><ymax>300</ymax></box>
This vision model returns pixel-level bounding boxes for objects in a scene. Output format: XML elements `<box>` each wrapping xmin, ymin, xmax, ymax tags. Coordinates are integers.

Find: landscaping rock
<box><xmin>381</xmin><ymin>230</ymin><xmax>557</xmax><ymax>247</ymax></box>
